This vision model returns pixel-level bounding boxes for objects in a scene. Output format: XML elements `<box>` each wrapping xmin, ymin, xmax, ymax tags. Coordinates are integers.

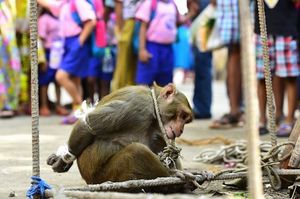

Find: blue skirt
<box><xmin>60</xmin><ymin>35</ymin><xmax>90</xmax><ymax>78</ymax></box>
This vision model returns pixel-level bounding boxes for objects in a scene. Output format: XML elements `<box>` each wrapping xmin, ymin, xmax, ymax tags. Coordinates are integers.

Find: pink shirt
<box><xmin>38</xmin><ymin>13</ymin><xmax>60</xmax><ymax>49</ymax></box>
<box><xmin>47</xmin><ymin>0</ymin><xmax>96</xmax><ymax>38</ymax></box>
<box><xmin>135</xmin><ymin>0</ymin><xmax>177</xmax><ymax>44</ymax></box>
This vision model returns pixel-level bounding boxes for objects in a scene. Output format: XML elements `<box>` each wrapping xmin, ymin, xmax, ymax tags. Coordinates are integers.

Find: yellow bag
<box><xmin>190</xmin><ymin>4</ymin><xmax>216</xmax><ymax>52</ymax></box>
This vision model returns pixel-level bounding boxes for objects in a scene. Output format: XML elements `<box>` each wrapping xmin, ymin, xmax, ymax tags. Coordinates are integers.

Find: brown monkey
<box><xmin>47</xmin><ymin>83</ymin><xmax>193</xmax><ymax>186</ymax></box>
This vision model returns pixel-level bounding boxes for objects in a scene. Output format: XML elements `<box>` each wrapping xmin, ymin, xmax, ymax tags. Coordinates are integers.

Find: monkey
<box><xmin>47</xmin><ymin>83</ymin><xmax>193</xmax><ymax>190</ymax></box>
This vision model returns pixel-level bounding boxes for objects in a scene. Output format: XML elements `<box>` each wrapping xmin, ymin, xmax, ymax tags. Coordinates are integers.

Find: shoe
<box><xmin>0</xmin><ymin>109</ymin><xmax>15</xmax><ymax>119</ymax></box>
<box><xmin>259</xmin><ymin>125</ymin><xmax>269</xmax><ymax>135</ymax></box>
<box><xmin>277</xmin><ymin>123</ymin><xmax>293</xmax><ymax>137</ymax></box>
<box><xmin>210</xmin><ymin>113</ymin><xmax>243</xmax><ymax>129</ymax></box>
<box><xmin>61</xmin><ymin>113</ymin><xmax>78</xmax><ymax>125</ymax></box>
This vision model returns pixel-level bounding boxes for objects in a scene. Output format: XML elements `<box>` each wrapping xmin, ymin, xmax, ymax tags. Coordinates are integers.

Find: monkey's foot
<box><xmin>47</xmin><ymin>154</ymin><xmax>73</xmax><ymax>173</ymax></box>
<box><xmin>47</xmin><ymin>145</ymin><xmax>76</xmax><ymax>173</ymax></box>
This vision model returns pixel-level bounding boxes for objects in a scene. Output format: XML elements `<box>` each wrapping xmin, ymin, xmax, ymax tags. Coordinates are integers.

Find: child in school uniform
<box><xmin>86</xmin><ymin>12</ymin><xmax>117</xmax><ymax>102</ymax></box>
<box><xmin>37</xmin><ymin>0</ymin><xmax>96</xmax><ymax>124</ymax></box>
<box><xmin>135</xmin><ymin>0</ymin><xmax>178</xmax><ymax>86</ymax></box>
<box><xmin>38</xmin><ymin>9</ymin><xmax>68</xmax><ymax>116</ymax></box>
<box><xmin>254</xmin><ymin>0</ymin><xmax>300</xmax><ymax>136</ymax></box>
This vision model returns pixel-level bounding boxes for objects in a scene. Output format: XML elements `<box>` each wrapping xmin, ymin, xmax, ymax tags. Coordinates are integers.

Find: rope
<box><xmin>29</xmin><ymin>0</ymin><xmax>40</xmax><ymax>180</ymax></box>
<box><xmin>257</xmin><ymin>0</ymin><xmax>277</xmax><ymax>147</ymax></box>
<box><xmin>193</xmin><ymin>140</ymin><xmax>295</xmax><ymax>190</ymax></box>
<box><xmin>193</xmin><ymin>140</ymin><xmax>271</xmax><ymax>164</ymax></box>
<box><xmin>150</xmin><ymin>88</ymin><xmax>181</xmax><ymax>170</ymax></box>
<box><xmin>26</xmin><ymin>176</ymin><xmax>51</xmax><ymax>199</ymax></box>
<box><xmin>150</xmin><ymin>88</ymin><xmax>202</xmax><ymax>188</ymax></box>
<box><xmin>44</xmin><ymin>168</ymin><xmax>300</xmax><ymax>198</ymax></box>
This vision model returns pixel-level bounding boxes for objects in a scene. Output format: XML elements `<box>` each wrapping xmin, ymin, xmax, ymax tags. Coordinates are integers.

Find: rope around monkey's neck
<box><xmin>150</xmin><ymin>88</ymin><xmax>181</xmax><ymax>170</ymax></box>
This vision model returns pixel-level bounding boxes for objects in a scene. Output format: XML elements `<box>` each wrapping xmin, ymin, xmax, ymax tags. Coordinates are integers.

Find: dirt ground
<box><xmin>0</xmin><ymin>82</ymin><xmax>291</xmax><ymax>198</ymax></box>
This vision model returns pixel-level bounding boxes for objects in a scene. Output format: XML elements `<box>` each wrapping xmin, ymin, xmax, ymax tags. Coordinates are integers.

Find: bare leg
<box><xmin>87</xmin><ymin>77</ymin><xmax>96</xmax><ymax>103</ymax></box>
<box><xmin>257</xmin><ymin>79</ymin><xmax>267</xmax><ymax>125</ymax></box>
<box><xmin>56</xmin><ymin>70</ymin><xmax>82</xmax><ymax>107</ymax></box>
<box><xmin>40</xmin><ymin>85</ymin><xmax>50</xmax><ymax>116</ymax></box>
<box><xmin>227</xmin><ymin>44</ymin><xmax>242</xmax><ymax>115</ymax></box>
<box><xmin>285</xmin><ymin>77</ymin><xmax>297</xmax><ymax>124</ymax></box>
<box><xmin>273</xmin><ymin>76</ymin><xmax>284</xmax><ymax>123</ymax></box>
<box><xmin>99</xmin><ymin>79</ymin><xmax>110</xmax><ymax>99</ymax></box>
<box><xmin>54</xmin><ymin>82</ymin><xmax>68</xmax><ymax>115</ymax></box>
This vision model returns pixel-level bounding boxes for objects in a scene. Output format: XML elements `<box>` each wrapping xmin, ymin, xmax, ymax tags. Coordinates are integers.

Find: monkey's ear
<box><xmin>160</xmin><ymin>83</ymin><xmax>177</xmax><ymax>101</ymax></box>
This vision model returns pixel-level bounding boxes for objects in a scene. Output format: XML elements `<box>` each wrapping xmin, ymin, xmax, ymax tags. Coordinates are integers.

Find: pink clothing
<box><xmin>135</xmin><ymin>0</ymin><xmax>177</xmax><ymax>44</ymax></box>
<box><xmin>47</xmin><ymin>0</ymin><xmax>96</xmax><ymax>38</ymax></box>
<box><xmin>38</xmin><ymin>13</ymin><xmax>60</xmax><ymax>49</ymax></box>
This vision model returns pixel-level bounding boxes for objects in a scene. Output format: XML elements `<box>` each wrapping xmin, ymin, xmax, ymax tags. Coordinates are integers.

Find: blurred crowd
<box><xmin>0</xmin><ymin>0</ymin><xmax>300</xmax><ymax>137</ymax></box>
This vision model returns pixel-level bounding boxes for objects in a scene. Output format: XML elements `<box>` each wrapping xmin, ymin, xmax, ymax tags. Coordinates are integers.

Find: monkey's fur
<box><xmin>47</xmin><ymin>84</ymin><xmax>193</xmax><ymax>190</ymax></box>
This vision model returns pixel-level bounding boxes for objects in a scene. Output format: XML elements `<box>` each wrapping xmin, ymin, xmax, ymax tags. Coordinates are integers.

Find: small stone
<box><xmin>8</xmin><ymin>191</ymin><xmax>16</xmax><ymax>197</ymax></box>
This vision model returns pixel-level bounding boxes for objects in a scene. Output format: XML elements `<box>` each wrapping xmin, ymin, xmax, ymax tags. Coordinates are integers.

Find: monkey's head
<box><xmin>155</xmin><ymin>83</ymin><xmax>193</xmax><ymax>140</ymax></box>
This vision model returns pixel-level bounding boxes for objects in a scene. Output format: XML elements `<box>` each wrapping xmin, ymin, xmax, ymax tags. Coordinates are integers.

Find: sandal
<box><xmin>210</xmin><ymin>113</ymin><xmax>242</xmax><ymax>129</ymax></box>
<box><xmin>277</xmin><ymin>123</ymin><xmax>293</xmax><ymax>138</ymax></box>
<box><xmin>259</xmin><ymin>125</ymin><xmax>269</xmax><ymax>135</ymax></box>
<box><xmin>0</xmin><ymin>109</ymin><xmax>15</xmax><ymax>119</ymax></box>
<box><xmin>61</xmin><ymin>114</ymin><xmax>78</xmax><ymax>125</ymax></box>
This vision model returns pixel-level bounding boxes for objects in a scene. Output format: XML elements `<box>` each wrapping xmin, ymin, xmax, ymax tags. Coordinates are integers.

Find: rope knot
<box><xmin>26</xmin><ymin>176</ymin><xmax>51</xmax><ymax>199</ymax></box>
<box><xmin>158</xmin><ymin>145</ymin><xmax>182</xmax><ymax>169</ymax></box>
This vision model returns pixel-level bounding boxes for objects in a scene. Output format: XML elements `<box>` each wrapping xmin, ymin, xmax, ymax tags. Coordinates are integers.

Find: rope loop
<box><xmin>150</xmin><ymin>88</ymin><xmax>182</xmax><ymax>169</ymax></box>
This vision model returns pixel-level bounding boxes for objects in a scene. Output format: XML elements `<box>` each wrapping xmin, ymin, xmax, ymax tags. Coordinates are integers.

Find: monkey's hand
<box><xmin>172</xmin><ymin>169</ymin><xmax>196</xmax><ymax>181</ymax></box>
<box><xmin>172</xmin><ymin>170</ymin><xmax>214</xmax><ymax>190</ymax></box>
<box><xmin>46</xmin><ymin>145</ymin><xmax>76</xmax><ymax>173</ymax></box>
<box><xmin>47</xmin><ymin>154</ymin><xmax>73</xmax><ymax>173</ymax></box>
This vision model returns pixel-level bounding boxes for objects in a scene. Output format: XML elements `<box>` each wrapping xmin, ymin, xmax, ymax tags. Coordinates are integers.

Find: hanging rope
<box><xmin>29</xmin><ymin>0</ymin><xmax>40</xmax><ymax>178</ymax></box>
<box><xmin>27</xmin><ymin>0</ymin><xmax>53</xmax><ymax>198</ymax></box>
<box><xmin>150</xmin><ymin>88</ymin><xmax>181</xmax><ymax>170</ymax></box>
<box><xmin>257</xmin><ymin>0</ymin><xmax>277</xmax><ymax>147</ymax></box>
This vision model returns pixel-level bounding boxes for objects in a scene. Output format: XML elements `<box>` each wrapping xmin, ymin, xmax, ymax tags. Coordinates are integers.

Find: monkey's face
<box><xmin>157</xmin><ymin>83</ymin><xmax>193</xmax><ymax>140</ymax></box>
<box><xmin>164</xmin><ymin>109</ymin><xmax>193</xmax><ymax>140</ymax></box>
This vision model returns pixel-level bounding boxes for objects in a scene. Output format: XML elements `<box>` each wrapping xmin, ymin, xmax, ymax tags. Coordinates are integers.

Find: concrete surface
<box><xmin>0</xmin><ymin>81</ymin><xmax>288</xmax><ymax>198</ymax></box>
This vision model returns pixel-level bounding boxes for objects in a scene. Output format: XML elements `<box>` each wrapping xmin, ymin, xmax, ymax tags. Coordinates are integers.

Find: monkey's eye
<box><xmin>181</xmin><ymin>112</ymin><xmax>188</xmax><ymax>120</ymax></box>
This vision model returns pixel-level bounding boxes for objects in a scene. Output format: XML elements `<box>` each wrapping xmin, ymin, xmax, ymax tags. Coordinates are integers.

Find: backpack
<box><xmin>132</xmin><ymin>0</ymin><xmax>157</xmax><ymax>55</ymax></box>
<box><xmin>70</xmin><ymin>0</ymin><xmax>106</xmax><ymax>57</ymax></box>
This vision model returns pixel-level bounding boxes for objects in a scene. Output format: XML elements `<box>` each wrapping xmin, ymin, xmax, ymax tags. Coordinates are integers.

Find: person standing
<box><xmin>254</xmin><ymin>0</ymin><xmax>300</xmax><ymax>136</ymax></box>
<box><xmin>0</xmin><ymin>0</ymin><xmax>21</xmax><ymax>118</ymax></box>
<box><xmin>210</xmin><ymin>0</ymin><xmax>243</xmax><ymax>128</ymax></box>
<box><xmin>191</xmin><ymin>0</ymin><xmax>213</xmax><ymax>119</ymax></box>
<box><xmin>110</xmin><ymin>0</ymin><xmax>140</xmax><ymax>91</ymax></box>
<box><xmin>37</xmin><ymin>0</ymin><xmax>96</xmax><ymax>124</ymax></box>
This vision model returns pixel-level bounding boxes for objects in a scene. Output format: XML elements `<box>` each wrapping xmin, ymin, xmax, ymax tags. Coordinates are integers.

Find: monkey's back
<box><xmin>77</xmin><ymin>85</ymin><xmax>161</xmax><ymax>184</ymax></box>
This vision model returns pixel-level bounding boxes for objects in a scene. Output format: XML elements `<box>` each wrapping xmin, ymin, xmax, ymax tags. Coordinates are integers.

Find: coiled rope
<box><xmin>193</xmin><ymin>141</ymin><xmax>295</xmax><ymax>190</ymax></box>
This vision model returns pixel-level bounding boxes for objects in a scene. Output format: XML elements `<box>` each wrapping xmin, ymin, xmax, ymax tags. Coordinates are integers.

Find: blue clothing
<box><xmin>136</xmin><ymin>41</ymin><xmax>173</xmax><ymax>86</ymax></box>
<box><xmin>192</xmin><ymin>1</ymin><xmax>213</xmax><ymax>118</ymax></box>
<box><xmin>39</xmin><ymin>49</ymin><xmax>57</xmax><ymax>86</ymax></box>
<box><xmin>60</xmin><ymin>35</ymin><xmax>90</xmax><ymax>78</ymax></box>
<box><xmin>192</xmin><ymin>46</ymin><xmax>212</xmax><ymax>118</ymax></box>
<box><xmin>88</xmin><ymin>46</ymin><xmax>116</xmax><ymax>81</ymax></box>
<box><xmin>173</xmin><ymin>26</ymin><xmax>193</xmax><ymax>70</ymax></box>
<box><xmin>199</xmin><ymin>0</ymin><xmax>211</xmax><ymax>12</ymax></box>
